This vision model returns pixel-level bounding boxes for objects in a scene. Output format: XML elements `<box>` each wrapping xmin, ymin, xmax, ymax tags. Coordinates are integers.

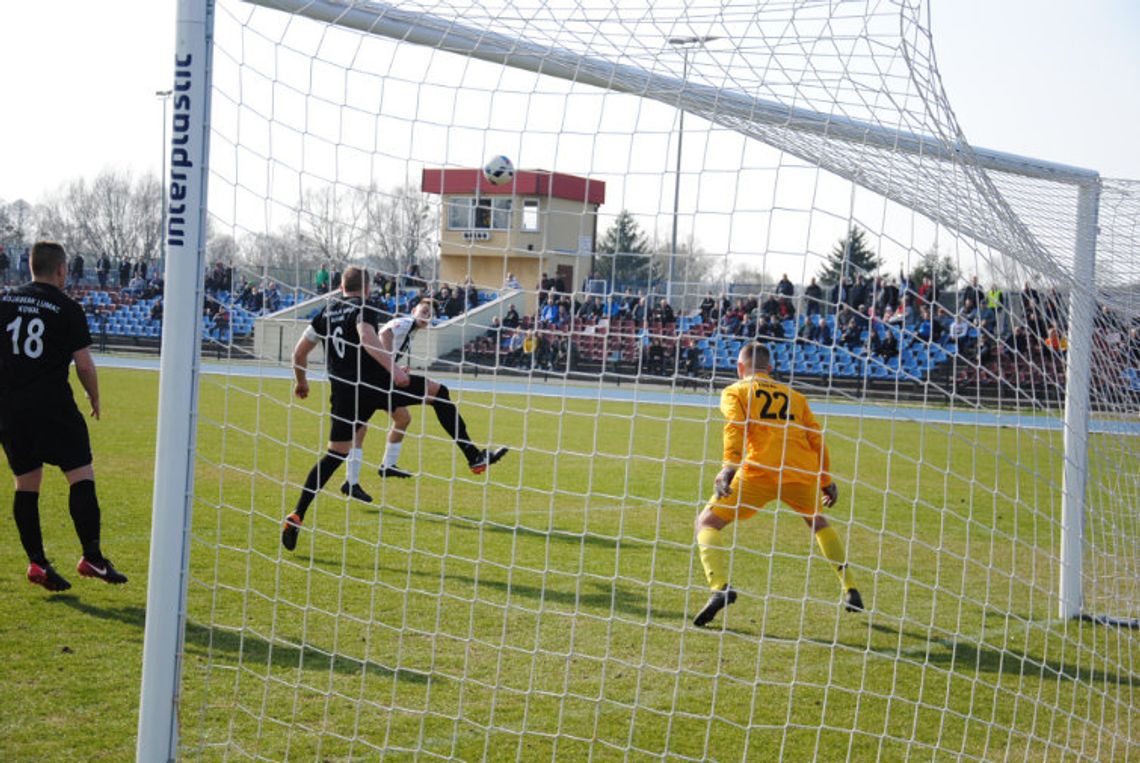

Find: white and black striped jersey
<box><xmin>380</xmin><ymin>315</ymin><xmax>418</xmax><ymax>365</ymax></box>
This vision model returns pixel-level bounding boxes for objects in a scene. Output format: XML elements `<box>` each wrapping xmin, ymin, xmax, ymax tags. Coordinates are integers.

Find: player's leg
<box><xmin>339</xmin><ymin>423</ymin><xmax>373</xmax><ymax>502</ymax></box>
<box><xmin>283</xmin><ymin>388</ymin><xmax>355</xmax><ymax>550</ymax></box>
<box><xmin>377</xmin><ymin>406</ymin><xmax>412</xmax><ymax>478</ymax></box>
<box><xmin>695</xmin><ymin>507</ymin><xmax>733</xmax><ymax>592</ymax></box>
<box><xmin>282</xmin><ymin>439</ymin><xmax>349</xmax><ymax>551</ymax></box>
<box><xmin>692</xmin><ymin>477</ymin><xmax>772</xmax><ymax>626</ymax></box>
<box><xmin>5</xmin><ymin>413</ymin><xmax>79</xmax><ymax>590</ymax></box>
<box><xmin>420</xmin><ymin>377</ymin><xmax>508</xmax><ymax>473</ymax></box>
<box><xmin>420</xmin><ymin>378</ymin><xmax>476</xmax><ymax>459</ymax></box>
<box><xmin>11</xmin><ymin>467</ymin><xmax>71</xmax><ymax>591</ymax></box>
<box><xmin>785</xmin><ymin>483</ymin><xmax>862</xmax><ymax>612</ymax></box>
<box><xmin>344</xmin><ymin>425</ymin><xmax>367</xmax><ymax>487</ymax></box>
<box><xmin>11</xmin><ymin>467</ymin><xmax>46</xmax><ymax>563</ymax></box>
<box><xmin>64</xmin><ymin>463</ymin><xmax>128</xmax><ymax>584</ymax></box>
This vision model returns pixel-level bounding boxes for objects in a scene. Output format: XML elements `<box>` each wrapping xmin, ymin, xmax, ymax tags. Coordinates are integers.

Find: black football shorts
<box><xmin>326</xmin><ymin>375</ymin><xmax>431</xmax><ymax>442</ymax></box>
<box><xmin>0</xmin><ymin>401</ymin><xmax>93</xmax><ymax>476</ymax></box>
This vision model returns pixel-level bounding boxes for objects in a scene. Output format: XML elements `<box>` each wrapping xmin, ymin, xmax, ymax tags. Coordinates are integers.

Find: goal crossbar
<box><xmin>246</xmin><ymin>0</ymin><xmax>1097</xmax><ymax>281</ymax></box>
<box><xmin>247</xmin><ymin>0</ymin><xmax>1097</xmax><ymax>189</ymax></box>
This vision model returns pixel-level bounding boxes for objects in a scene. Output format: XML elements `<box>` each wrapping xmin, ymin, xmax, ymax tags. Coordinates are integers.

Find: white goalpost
<box><xmin>140</xmin><ymin>0</ymin><xmax>1140</xmax><ymax>760</ymax></box>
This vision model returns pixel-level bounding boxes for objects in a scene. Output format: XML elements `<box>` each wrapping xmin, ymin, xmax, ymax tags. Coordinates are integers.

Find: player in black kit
<box><xmin>0</xmin><ymin>241</ymin><xmax>128</xmax><ymax>591</ymax></box>
<box><xmin>282</xmin><ymin>267</ymin><xmax>508</xmax><ymax>551</ymax></box>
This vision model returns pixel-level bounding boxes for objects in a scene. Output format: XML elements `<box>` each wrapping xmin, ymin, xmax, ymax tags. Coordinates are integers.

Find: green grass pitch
<box><xmin>0</xmin><ymin>366</ymin><xmax>1136</xmax><ymax>761</ymax></box>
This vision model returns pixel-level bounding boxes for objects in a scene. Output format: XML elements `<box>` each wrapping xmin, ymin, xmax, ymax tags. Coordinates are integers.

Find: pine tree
<box><xmin>596</xmin><ymin>210</ymin><xmax>651</xmax><ymax>289</ymax></box>
<box><xmin>816</xmin><ymin>226</ymin><xmax>883</xmax><ymax>285</ymax></box>
<box><xmin>910</xmin><ymin>245</ymin><xmax>959</xmax><ymax>296</ymax></box>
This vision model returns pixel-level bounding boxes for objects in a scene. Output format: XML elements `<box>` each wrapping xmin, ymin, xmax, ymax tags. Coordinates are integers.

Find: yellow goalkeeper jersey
<box><xmin>720</xmin><ymin>372</ymin><xmax>831</xmax><ymax>486</ymax></box>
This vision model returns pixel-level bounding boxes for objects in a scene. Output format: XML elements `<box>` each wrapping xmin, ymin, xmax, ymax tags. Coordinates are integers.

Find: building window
<box><xmin>522</xmin><ymin>199</ymin><xmax>539</xmax><ymax>232</ymax></box>
<box><xmin>446</xmin><ymin>197</ymin><xmax>512</xmax><ymax>230</ymax></box>
<box><xmin>447</xmin><ymin>199</ymin><xmax>469</xmax><ymax>229</ymax></box>
<box><xmin>491</xmin><ymin>198</ymin><xmax>511</xmax><ymax>229</ymax></box>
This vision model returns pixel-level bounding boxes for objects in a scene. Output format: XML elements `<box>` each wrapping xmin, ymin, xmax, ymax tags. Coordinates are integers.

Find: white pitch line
<box><xmin>95</xmin><ymin>353</ymin><xmax>1140</xmax><ymax>435</ymax></box>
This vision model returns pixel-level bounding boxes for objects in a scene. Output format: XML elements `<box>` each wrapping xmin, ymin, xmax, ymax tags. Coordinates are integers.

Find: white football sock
<box><xmin>345</xmin><ymin>447</ymin><xmax>363</xmax><ymax>485</ymax></box>
<box><xmin>383</xmin><ymin>440</ymin><xmax>403</xmax><ymax>468</ymax></box>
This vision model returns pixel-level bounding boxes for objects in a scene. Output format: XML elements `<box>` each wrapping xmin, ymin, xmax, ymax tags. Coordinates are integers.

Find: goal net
<box><xmin>145</xmin><ymin>1</ymin><xmax>1140</xmax><ymax>759</ymax></box>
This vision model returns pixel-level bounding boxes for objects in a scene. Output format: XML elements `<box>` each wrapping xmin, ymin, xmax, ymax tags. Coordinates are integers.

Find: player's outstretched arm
<box><xmin>72</xmin><ymin>347</ymin><xmax>100</xmax><ymax>419</ymax></box>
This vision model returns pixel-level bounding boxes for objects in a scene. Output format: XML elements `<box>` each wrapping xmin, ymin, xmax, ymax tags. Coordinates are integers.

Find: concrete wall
<box><xmin>408</xmin><ymin>289</ymin><xmax>527</xmax><ymax>369</ymax></box>
<box><xmin>253</xmin><ymin>290</ymin><xmax>529</xmax><ymax>370</ymax></box>
<box><xmin>253</xmin><ymin>293</ymin><xmax>329</xmax><ymax>367</ymax></box>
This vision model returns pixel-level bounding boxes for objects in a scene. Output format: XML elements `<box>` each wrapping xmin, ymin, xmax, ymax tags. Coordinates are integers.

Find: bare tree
<box><xmin>236</xmin><ymin>231</ymin><xmax>311</xmax><ymax>270</ymax></box>
<box><xmin>0</xmin><ymin>199</ymin><xmax>37</xmax><ymax>248</ymax></box>
<box><xmin>361</xmin><ymin>183</ymin><xmax>437</xmax><ymax>275</ymax></box>
<box><xmin>207</xmin><ymin>229</ymin><xmax>240</xmax><ymax>266</ymax></box>
<box><xmin>649</xmin><ymin>233</ymin><xmax>714</xmax><ymax>293</ymax></box>
<box><xmin>37</xmin><ymin>170</ymin><xmax>161</xmax><ymax>262</ymax></box>
<box><xmin>725</xmin><ymin>261</ymin><xmax>775</xmax><ymax>291</ymax></box>
<box><xmin>129</xmin><ymin>175</ymin><xmax>163</xmax><ymax>262</ymax></box>
<box><xmin>299</xmin><ymin>185</ymin><xmax>367</xmax><ymax>267</ymax></box>
<box><xmin>35</xmin><ymin>197</ymin><xmax>86</xmax><ymax>256</ymax></box>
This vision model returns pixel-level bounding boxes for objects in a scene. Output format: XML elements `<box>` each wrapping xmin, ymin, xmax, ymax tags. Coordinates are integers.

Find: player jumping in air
<box><xmin>693</xmin><ymin>341</ymin><xmax>862</xmax><ymax>626</ymax></box>
<box><xmin>282</xmin><ymin>270</ymin><xmax>507</xmax><ymax>551</ymax></box>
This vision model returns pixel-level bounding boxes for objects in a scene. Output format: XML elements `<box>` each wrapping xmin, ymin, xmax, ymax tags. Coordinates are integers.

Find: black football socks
<box><xmin>68</xmin><ymin>479</ymin><xmax>103</xmax><ymax>562</ymax></box>
<box><xmin>293</xmin><ymin>451</ymin><xmax>347</xmax><ymax>520</ymax></box>
<box><xmin>13</xmin><ymin>490</ymin><xmax>46</xmax><ymax>566</ymax></box>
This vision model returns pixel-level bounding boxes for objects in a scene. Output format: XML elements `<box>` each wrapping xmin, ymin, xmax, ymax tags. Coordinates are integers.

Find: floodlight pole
<box><xmin>667</xmin><ymin>35</ymin><xmax>719</xmax><ymax>306</ymax></box>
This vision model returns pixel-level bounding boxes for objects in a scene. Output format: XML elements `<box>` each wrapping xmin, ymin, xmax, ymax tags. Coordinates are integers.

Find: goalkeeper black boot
<box><xmin>378</xmin><ymin>465</ymin><xmax>412</xmax><ymax>479</ymax></box>
<box><xmin>844</xmin><ymin>588</ymin><xmax>865</xmax><ymax>613</ymax></box>
<box><xmin>77</xmin><ymin>555</ymin><xmax>129</xmax><ymax>585</ymax></box>
<box><xmin>27</xmin><ymin>560</ymin><xmax>72</xmax><ymax>592</ymax></box>
<box><xmin>693</xmin><ymin>585</ymin><xmax>737</xmax><ymax>627</ymax></box>
<box><xmin>468</xmin><ymin>447</ymin><xmax>509</xmax><ymax>475</ymax></box>
<box><xmin>340</xmin><ymin>481</ymin><xmax>374</xmax><ymax>503</ymax></box>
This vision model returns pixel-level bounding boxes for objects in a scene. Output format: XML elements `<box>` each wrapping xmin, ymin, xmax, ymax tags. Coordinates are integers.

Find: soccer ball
<box><xmin>482</xmin><ymin>155</ymin><xmax>515</xmax><ymax>185</ymax></box>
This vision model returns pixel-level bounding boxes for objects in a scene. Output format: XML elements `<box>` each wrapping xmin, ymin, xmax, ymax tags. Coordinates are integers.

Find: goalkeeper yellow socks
<box><xmin>697</xmin><ymin>526</ymin><xmax>729</xmax><ymax>590</ymax></box>
<box><xmin>814</xmin><ymin>524</ymin><xmax>856</xmax><ymax>591</ymax></box>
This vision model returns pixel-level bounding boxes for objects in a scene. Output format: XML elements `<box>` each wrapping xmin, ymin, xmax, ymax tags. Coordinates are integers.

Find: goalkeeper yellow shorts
<box><xmin>705</xmin><ymin>476</ymin><xmax>823</xmax><ymax>522</ymax></box>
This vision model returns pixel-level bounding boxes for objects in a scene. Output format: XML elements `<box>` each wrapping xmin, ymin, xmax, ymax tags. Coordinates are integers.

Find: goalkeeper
<box><xmin>693</xmin><ymin>341</ymin><xmax>863</xmax><ymax>626</ymax></box>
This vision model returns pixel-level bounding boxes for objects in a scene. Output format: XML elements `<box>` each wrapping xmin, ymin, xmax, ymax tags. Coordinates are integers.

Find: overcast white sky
<box><xmin>1</xmin><ymin>0</ymin><xmax>1137</xmax><ymax>206</ymax></box>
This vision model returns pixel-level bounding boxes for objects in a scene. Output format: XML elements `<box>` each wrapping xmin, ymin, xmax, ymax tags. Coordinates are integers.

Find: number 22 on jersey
<box><xmin>752</xmin><ymin>382</ymin><xmax>793</xmax><ymax>421</ymax></box>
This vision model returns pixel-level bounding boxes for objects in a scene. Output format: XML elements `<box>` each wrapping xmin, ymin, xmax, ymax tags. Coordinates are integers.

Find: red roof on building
<box><xmin>421</xmin><ymin>168</ymin><xmax>605</xmax><ymax>205</ymax></box>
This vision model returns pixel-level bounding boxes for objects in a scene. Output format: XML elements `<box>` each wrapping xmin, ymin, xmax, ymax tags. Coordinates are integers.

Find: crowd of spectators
<box><xmin>3</xmin><ymin>244</ymin><xmax>1137</xmax><ymax>399</ymax></box>
<box><xmin>462</xmin><ymin>267</ymin><xmax>1140</xmax><ymax>403</ymax></box>
<box><xmin>0</xmin><ymin>248</ymin><xmax>165</xmax><ymax>296</ymax></box>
